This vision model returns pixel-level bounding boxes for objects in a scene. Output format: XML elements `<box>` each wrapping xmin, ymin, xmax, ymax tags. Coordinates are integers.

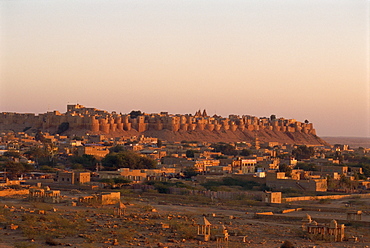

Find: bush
<box><xmin>102</xmin><ymin>150</ymin><xmax>156</xmax><ymax>170</ymax></box>
<box><xmin>281</xmin><ymin>240</ymin><xmax>295</xmax><ymax>248</ymax></box>
<box><xmin>14</xmin><ymin>242</ymin><xmax>38</xmax><ymax>248</ymax></box>
<box><xmin>201</xmin><ymin>177</ymin><xmax>261</xmax><ymax>191</ymax></box>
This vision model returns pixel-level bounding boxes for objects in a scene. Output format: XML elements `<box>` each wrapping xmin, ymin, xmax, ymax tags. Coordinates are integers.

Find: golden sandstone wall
<box><xmin>0</xmin><ymin>104</ymin><xmax>321</xmax><ymax>144</ymax></box>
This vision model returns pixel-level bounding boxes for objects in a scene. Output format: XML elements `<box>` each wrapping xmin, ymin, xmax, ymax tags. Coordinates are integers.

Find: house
<box><xmin>57</xmin><ymin>171</ymin><xmax>90</xmax><ymax>184</ymax></box>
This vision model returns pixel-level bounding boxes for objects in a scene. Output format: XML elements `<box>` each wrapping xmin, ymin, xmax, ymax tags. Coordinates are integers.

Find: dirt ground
<box><xmin>1</xmin><ymin>192</ymin><xmax>370</xmax><ymax>248</ymax></box>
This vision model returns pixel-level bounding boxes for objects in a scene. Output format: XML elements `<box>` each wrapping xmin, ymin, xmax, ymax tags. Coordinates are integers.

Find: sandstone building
<box><xmin>0</xmin><ymin>104</ymin><xmax>326</xmax><ymax>145</ymax></box>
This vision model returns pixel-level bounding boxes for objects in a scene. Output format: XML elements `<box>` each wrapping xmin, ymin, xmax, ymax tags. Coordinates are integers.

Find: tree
<box><xmin>240</xmin><ymin>149</ymin><xmax>251</xmax><ymax>157</ymax></box>
<box><xmin>334</xmin><ymin>151</ymin><xmax>344</xmax><ymax>164</ymax></box>
<box><xmin>70</xmin><ymin>154</ymin><xmax>97</xmax><ymax>170</ymax></box>
<box><xmin>279</xmin><ymin>164</ymin><xmax>292</xmax><ymax>177</ymax></box>
<box><xmin>339</xmin><ymin>174</ymin><xmax>353</xmax><ymax>190</ymax></box>
<box><xmin>43</xmin><ymin>142</ymin><xmax>58</xmax><ymax>166</ymax></box>
<box><xmin>211</xmin><ymin>143</ymin><xmax>237</xmax><ymax>156</ymax></box>
<box><xmin>129</xmin><ymin>110</ymin><xmax>142</xmax><ymax>119</ymax></box>
<box><xmin>102</xmin><ymin>151</ymin><xmax>156</xmax><ymax>170</ymax></box>
<box><xmin>35</xmin><ymin>130</ymin><xmax>45</xmax><ymax>142</ymax></box>
<box><xmin>292</xmin><ymin>145</ymin><xmax>314</xmax><ymax>160</ymax></box>
<box><xmin>186</xmin><ymin>150</ymin><xmax>197</xmax><ymax>158</ymax></box>
<box><xmin>270</xmin><ymin>114</ymin><xmax>276</xmax><ymax>121</ymax></box>
<box><xmin>3</xmin><ymin>161</ymin><xmax>27</xmax><ymax>179</ymax></box>
<box><xmin>25</xmin><ymin>146</ymin><xmax>48</xmax><ymax>167</ymax></box>
<box><xmin>109</xmin><ymin>145</ymin><xmax>126</xmax><ymax>153</ymax></box>
<box><xmin>183</xmin><ymin>166</ymin><xmax>198</xmax><ymax>179</ymax></box>
<box><xmin>296</xmin><ymin>162</ymin><xmax>317</xmax><ymax>171</ymax></box>
<box><xmin>39</xmin><ymin>165</ymin><xmax>57</xmax><ymax>173</ymax></box>
<box><xmin>281</xmin><ymin>241</ymin><xmax>295</xmax><ymax>248</ymax></box>
<box><xmin>3</xmin><ymin>151</ymin><xmax>21</xmax><ymax>158</ymax></box>
<box><xmin>114</xmin><ymin>177</ymin><xmax>131</xmax><ymax>185</ymax></box>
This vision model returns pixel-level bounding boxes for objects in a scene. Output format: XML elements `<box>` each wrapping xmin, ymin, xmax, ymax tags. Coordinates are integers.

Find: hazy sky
<box><xmin>1</xmin><ymin>0</ymin><xmax>369</xmax><ymax>137</ymax></box>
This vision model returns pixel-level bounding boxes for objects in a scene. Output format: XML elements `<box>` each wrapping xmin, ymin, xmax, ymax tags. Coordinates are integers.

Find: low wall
<box><xmin>0</xmin><ymin>189</ymin><xmax>29</xmax><ymax>197</ymax></box>
<box><xmin>169</xmin><ymin>187</ymin><xmax>263</xmax><ymax>200</ymax></box>
<box><xmin>283</xmin><ymin>193</ymin><xmax>370</xmax><ymax>203</ymax></box>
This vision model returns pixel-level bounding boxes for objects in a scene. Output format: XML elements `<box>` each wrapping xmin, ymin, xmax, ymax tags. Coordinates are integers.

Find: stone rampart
<box><xmin>0</xmin><ymin>104</ymin><xmax>324</xmax><ymax>144</ymax></box>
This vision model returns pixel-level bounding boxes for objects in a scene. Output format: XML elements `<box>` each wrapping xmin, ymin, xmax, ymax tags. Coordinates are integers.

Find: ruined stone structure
<box><xmin>197</xmin><ymin>217</ymin><xmax>212</xmax><ymax>241</ymax></box>
<box><xmin>114</xmin><ymin>201</ymin><xmax>126</xmax><ymax>216</ymax></box>
<box><xmin>347</xmin><ymin>210</ymin><xmax>362</xmax><ymax>221</ymax></box>
<box><xmin>262</xmin><ymin>191</ymin><xmax>282</xmax><ymax>203</ymax></box>
<box><xmin>302</xmin><ymin>215</ymin><xmax>345</xmax><ymax>242</ymax></box>
<box><xmin>78</xmin><ymin>192</ymin><xmax>120</xmax><ymax>205</ymax></box>
<box><xmin>216</xmin><ymin>225</ymin><xmax>229</xmax><ymax>248</ymax></box>
<box><xmin>29</xmin><ymin>188</ymin><xmax>61</xmax><ymax>203</ymax></box>
<box><xmin>0</xmin><ymin>104</ymin><xmax>326</xmax><ymax>145</ymax></box>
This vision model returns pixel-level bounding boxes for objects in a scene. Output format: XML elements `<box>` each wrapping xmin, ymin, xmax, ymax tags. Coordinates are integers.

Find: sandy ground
<box><xmin>1</xmin><ymin>193</ymin><xmax>370</xmax><ymax>248</ymax></box>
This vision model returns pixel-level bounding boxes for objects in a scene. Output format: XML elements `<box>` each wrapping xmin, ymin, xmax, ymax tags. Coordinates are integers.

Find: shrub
<box><xmin>14</xmin><ymin>242</ymin><xmax>38</xmax><ymax>248</ymax></box>
<box><xmin>281</xmin><ymin>240</ymin><xmax>295</xmax><ymax>248</ymax></box>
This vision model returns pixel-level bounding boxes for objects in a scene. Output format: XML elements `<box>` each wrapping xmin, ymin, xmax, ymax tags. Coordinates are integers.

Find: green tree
<box><xmin>279</xmin><ymin>164</ymin><xmax>292</xmax><ymax>177</ymax></box>
<box><xmin>129</xmin><ymin>110</ymin><xmax>142</xmax><ymax>118</ymax></box>
<box><xmin>102</xmin><ymin>151</ymin><xmax>156</xmax><ymax>170</ymax></box>
<box><xmin>100</xmin><ymin>178</ymin><xmax>115</xmax><ymax>187</ymax></box>
<box><xmin>43</xmin><ymin>142</ymin><xmax>58</xmax><ymax>166</ymax></box>
<box><xmin>292</xmin><ymin>145</ymin><xmax>314</xmax><ymax>160</ymax></box>
<box><xmin>185</xmin><ymin>150</ymin><xmax>197</xmax><ymax>158</ymax></box>
<box><xmin>109</xmin><ymin>145</ymin><xmax>126</xmax><ymax>153</ymax></box>
<box><xmin>3</xmin><ymin>151</ymin><xmax>21</xmax><ymax>158</ymax></box>
<box><xmin>240</xmin><ymin>149</ymin><xmax>251</xmax><ymax>157</ymax></box>
<box><xmin>339</xmin><ymin>174</ymin><xmax>353</xmax><ymax>190</ymax></box>
<box><xmin>183</xmin><ymin>166</ymin><xmax>199</xmax><ymax>179</ymax></box>
<box><xmin>3</xmin><ymin>161</ymin><xmax>26</xmax><ymax>179</ymax></box>
<box><xmin>25</xmin><ymin>146</ymin><xmax>48</xmax><ymax>167</ymax></box>
<box><xmin>281</xmin><ymin>240</ymin><xmax>295</xmax><ymax>248</ymax></box>
<box><xmin>39</xmin><ymin>165</ymin><xmax>57</xmax><ymax>173</ymax></box>
<box><xmin>100</xmin><ymin>177</ymin><xmax>131</xmax><ymax>188</ymax></box>
<box><xmin>211</xmin><ymin>143</ymin><xmax>237</xmax><ymax>156</ymax></box>
<box><xmin>70</xmin><ymin>154</ymin><xmax>97</xmax><ymax>170</ymax></box>
<box><xmin>296</xmin><ymin>162</ymin><xmax>318</xmax><ymax>171</ymax></box>
<box><xmin>113</xmin><ymin>177</ymin><xmax>131</xmax><ymax>185</ymax></box>
<box><xmin>35</xmin><ymin>130</ymin><xmax>46</xmax><ymax>142</ymax></box>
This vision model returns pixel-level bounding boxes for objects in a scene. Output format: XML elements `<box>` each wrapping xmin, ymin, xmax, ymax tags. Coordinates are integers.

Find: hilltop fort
<box><xmin>0</xmin><ymin>104</ymin><xmax>326</xmax><ymax>145</ymax></box>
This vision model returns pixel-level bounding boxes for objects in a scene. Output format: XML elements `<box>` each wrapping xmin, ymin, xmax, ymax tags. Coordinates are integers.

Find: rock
<box><xmin>8</xmin><ymin>224</ymin><xmax>18</xmax><ymax>230</ymax></box>
<box><xmin>112</xmin><ymin>239</ymin><xmax>119</xmax><ymax>245</ymax></box>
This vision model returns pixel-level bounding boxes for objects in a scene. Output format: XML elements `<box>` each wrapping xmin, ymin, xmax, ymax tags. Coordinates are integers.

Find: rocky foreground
<box><xmin>1</xmin><ymin>192</ymin><xmax>370</xmax><ymax>247</ymax></box>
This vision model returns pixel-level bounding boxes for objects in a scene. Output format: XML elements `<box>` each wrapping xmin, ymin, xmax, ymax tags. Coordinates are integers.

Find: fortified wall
<box><xmin>0</xmin><ymin>104</ymin><xmax>317</xmax><ymax>136</ymax></box>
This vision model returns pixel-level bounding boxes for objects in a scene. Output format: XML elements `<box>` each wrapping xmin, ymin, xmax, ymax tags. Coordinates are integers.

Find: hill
<box><xmin>322</xmin><ymin>136</ymin><xmax>370</xmax><ymax>148</ymax></box>
<box><xmin>0</xmin><ymin>104</ymin><xmax>328</xmax><ymax>146</ymax></box>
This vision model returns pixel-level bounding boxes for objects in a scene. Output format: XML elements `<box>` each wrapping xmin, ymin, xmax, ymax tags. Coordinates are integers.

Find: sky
<box><xmin>0</xmin><ymin>0</ymin><xmax>369</xmax><ymax>137</ymax></box>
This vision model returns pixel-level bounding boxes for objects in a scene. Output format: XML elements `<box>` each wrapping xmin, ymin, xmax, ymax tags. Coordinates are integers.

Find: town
<box><xmin>1</xmin><ymin>105</ymin><xmax>370</xmax><ymax>247</ymax></box>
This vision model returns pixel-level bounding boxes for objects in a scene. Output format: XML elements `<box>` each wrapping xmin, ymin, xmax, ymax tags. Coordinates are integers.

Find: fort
<box><xmin>0</xmin><ymin>104</ymin><xmax>326</xmax><ymax>145</ymax></box>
